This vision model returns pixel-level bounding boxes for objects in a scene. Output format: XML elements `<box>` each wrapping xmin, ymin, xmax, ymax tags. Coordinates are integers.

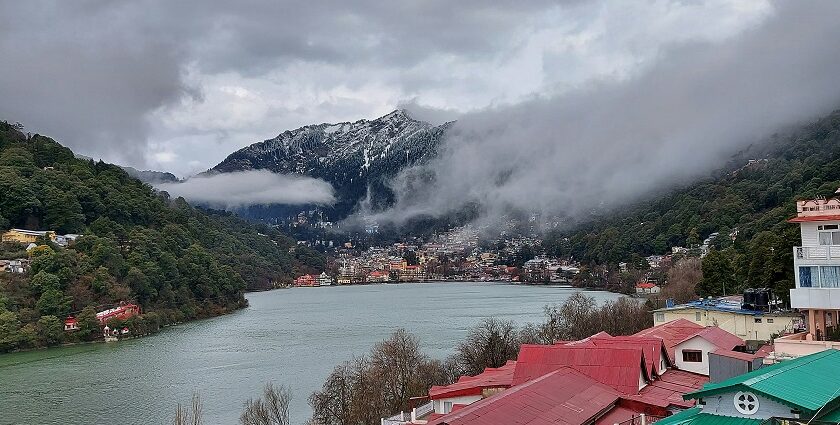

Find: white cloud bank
<box><xmin>156</xmin><ymin>170</ymin><xmax>336</xmax><ymax>208</ymax></box>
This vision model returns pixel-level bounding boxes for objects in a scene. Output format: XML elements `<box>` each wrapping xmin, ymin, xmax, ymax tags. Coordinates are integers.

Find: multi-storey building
<box><xmin>789</xmin><ymin>193</ymin><xmax>840</xmax><ymax>340</ymax></box>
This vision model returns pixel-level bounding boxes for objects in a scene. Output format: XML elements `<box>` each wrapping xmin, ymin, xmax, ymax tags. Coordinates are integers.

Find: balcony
<box><xmin>793</xmin><ymin>246</ymin><xmax>840</xmax><ymax>261</ymax></box>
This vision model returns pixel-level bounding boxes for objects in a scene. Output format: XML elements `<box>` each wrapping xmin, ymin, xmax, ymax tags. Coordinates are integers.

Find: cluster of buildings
<box><xmin>296</xmin><ymin>225</ymin><xmax>583</xmax><ymax>285</ymax></box>
<box><xmin>1</xmin><ymin>228</ymin><xmax>81</xmax><ymax>247</ymax></box>
<box><xmin>0</xmin><ymin>228</ymin><xmax>82</xmax><ymax>274</ymax></box>
<box><xmin>293</xmin><ymin>272</ymin><xmax>333</xmax><ymax>287</ymax></box>
<box><xmin>381</xmin><ymin>192</ymin><xmax>840</xmax><ymax>425</ymax></box>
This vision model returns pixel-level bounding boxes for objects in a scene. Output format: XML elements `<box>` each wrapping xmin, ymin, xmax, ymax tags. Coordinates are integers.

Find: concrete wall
<box><xmin>701</xmin><ymin>391</ymin><xmax>797</xmax><ymax>420</ymax></box>
<box><xmin>773</xmin><ymin>333</ymin><xmax>840</xmax><ymax>358</ymax></box>
<box><xmin>433</xmin><ymin>395</ymin><xmax>481</xmax><ymax>414</ymax></box>
<box><xmin>675</xmin><ymin>337</ymin><xmax>717</xmax><ymax>376</ymax></box>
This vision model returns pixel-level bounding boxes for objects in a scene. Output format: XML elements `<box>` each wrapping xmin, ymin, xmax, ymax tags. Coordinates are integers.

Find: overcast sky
<box><xmin>0</xmin><ymin>1</ymin><xmax>776</xmax><ymax>177</ymax></box>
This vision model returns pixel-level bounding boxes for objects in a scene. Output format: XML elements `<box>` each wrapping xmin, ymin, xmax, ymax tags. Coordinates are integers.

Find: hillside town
<box><xmin>377</xmin><ymin>192</ymin><xmax>840</xmax><ymax>425</ymax></box>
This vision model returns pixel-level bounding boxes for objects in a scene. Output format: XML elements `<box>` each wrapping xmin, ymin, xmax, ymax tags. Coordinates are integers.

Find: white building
<box><xmin>789</xmin><ymin>193</ymin><xmax>840</xmax><ymax>341</ymax></box>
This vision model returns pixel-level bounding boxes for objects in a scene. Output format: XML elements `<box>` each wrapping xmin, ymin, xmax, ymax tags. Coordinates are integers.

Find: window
<box><xmin>800</xmin><ymin>266</ymin><xmax>817</xmax><ymax>288</ymax></box>
<box><xmin>443</xmin><ymin>401</ymin><xmax>453</xmax><ymax>413</ymax></box>
<box><xmin>818</xmin><ymin>225</ymin><xmax>840</xmax><ymax>245</ymax></box>
<box><xmin>682</xmin><ymin>350</ymin><xmax>702</xmax><ymax>363</ymax></box>
<box><xmin>754</xmin><ymin>318</ymin><xmax>762</xmax><ymax>323</ymax></box>
<box><xmin>821</xmin><ymin>266</ymin><xmax>840</xmax><ymax>288</ymax></box>
<box><xmin>767</xmin><ymin>318</ymin><xmax>774</xmax><ymax>323</ymax></box>
<box><xmin>655</xmin><ymin>312</ymin><xmax>665</xmax><ymax>322</ymax></box>
<box><xmin>695</xmin><ymin>312</ymin><xmax>702</xmax><ymax>321</ymax></box>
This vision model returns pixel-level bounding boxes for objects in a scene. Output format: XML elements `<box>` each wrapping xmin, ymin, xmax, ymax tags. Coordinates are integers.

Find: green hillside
<box><xmin>0</xmin><ymin>121</ymin><xmax>323</xmax><ymax>352</ymax></box>
<box><xmin>545</xmin><ymin>111</ymin><xmax>840</xmax><ymax>302</ymax></box>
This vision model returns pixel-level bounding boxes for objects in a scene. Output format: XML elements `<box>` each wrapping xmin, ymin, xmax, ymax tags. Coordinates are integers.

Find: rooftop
<box><xmin>512</xmin><ymin>344</ymin><xmax>649</xmax><ymax>394</ymax></box>
<box><xmin>654</xmin><ymin>407</ymin><xmax>761</xmax><ymax>425</ymax></box>
<box><xmin>687</xmin><ymin>349</ymin><xmax>840</xmax><ymax>413</ymax></box>
<box><xmin>428</xmin><ymin>360</ymin><xmax>516</xmax><ymax>399</ymax></box>
<box><xmin>652</xmin><ymin>296</ymin><xmax>796</xmax><ymax>317</ymax></box>
<box><xmin>426</xmin><ymin>368</ymin><xmax>621</xmax><ymax>425</ymax></box>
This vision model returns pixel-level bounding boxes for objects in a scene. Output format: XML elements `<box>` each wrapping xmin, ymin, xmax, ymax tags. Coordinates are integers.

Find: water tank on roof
<box><xmin>742</xmin><ymin>288</ymin><xmax>756</xmax><ymax>310</ymax></box>
<box><xmin>754</xmin><ymin>288</ymin><xmax>770</xmax><ymax>311</ymax></box>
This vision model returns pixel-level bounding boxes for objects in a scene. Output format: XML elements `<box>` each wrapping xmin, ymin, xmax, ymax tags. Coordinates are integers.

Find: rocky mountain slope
<box><xmin>211</xmin><ymin>109</ymin><xmax>452</xmax><ymax>220</ymax></box>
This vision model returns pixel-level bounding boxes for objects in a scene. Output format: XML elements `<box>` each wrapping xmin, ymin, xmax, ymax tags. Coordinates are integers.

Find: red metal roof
<box><xmin>594</xmin><ymin>405</ymin><xmax>642</xmax><ymax>425</ymax></box>
<box><xmin>512</xmin><ymin>344</ymin><xmax>648</xmax><ymax>394</ymax></box>
<box><xmin>428</xmin><ymin>360</ymin><xmax>516</xmax><ymax>399</ymax></box>
<box><xmin>632</xmin><ymin>319</ymin><xmax>706</xmax><ymax>362</ymax></box>
<box><xmin>711</xmin><ymin>349</ymin><xmax>757</xmax><ymax>362</ymax></box>
<box><xmin>676</xmin><ymin>327</ymin><xmax>744</xmax><ymax>351</ymax></box>
<box><xmin>624</xmin><ymin>369</ymin><xmax>708</xmax><ymax>409</ymax></box>
<box><xmin>427</xmin><ymin>368</ymin><xmax>621</xmax><ymax>425</ymax></box>
<box><xmin>788</xmin><ymin>214</ymin><xmax>840</xmax><ymax>223</ymax></box>
<box><xmin>636</xmin><ymin>282</ymin><xmax>658</xmax><ymax>288</ymax></box>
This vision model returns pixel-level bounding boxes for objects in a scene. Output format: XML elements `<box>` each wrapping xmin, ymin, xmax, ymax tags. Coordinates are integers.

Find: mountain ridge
<box><xmin>210</xmin><ymin>109</ymin><xmax>453</xmax><ymax>220</ymax></box>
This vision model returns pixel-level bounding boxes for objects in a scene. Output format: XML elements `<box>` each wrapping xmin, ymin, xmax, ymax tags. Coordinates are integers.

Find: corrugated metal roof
<box><xmin>428</xmin><ymin>360</ymin><xmax>516</xmax><ymax>399</ymax></box>
<box><xmin>633</xmin><ymin>319</ymin><xmax>706</xmax><ymax>361</ymax></box>
<box><xmin>633</xmin><ymin>320</ymin><xmax>744</xmax><ymax>362</ymax></box>
<box><xmin>513</xmin><ymin>344</ymin><xmax>649</xmax><ymax>394</ymax></box>
<box><xmin>788</xmin><ymin>214</ymin><xmax>840</xmax><ymax>222</ymax></box>
<box><xmin>677</xmin><ymin>327</ymin><xmax>744</xmax><ymax>351</ymax></box>
<box><xmin>426</xmin><ymin>368</ymin><xmax>621</xmax><ymax>425</ymax></box>
<box><xmin>711</xmin><ymin>349</ymin><xmax>757</xmax><ymax>362</ymax></box>
<box><xmin>625</xmin><ymin>369</ymin><xmax>708</xmax><ymax>409</ymax></box>
<box><xmin>688</xmin><ymin>349</ymin><xmax>840</xmax><ymax>412</ymax></box>
<box><xmin>654</xmin><ymin>408</ymin><xmax>761</xmax><ymax>425</ymax></box>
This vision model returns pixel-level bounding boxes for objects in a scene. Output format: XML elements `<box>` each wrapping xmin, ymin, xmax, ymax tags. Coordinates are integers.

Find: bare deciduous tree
<box><xmin>309</xmin><ymin>330</ymin><xmax>452</xmax><ymax>425</ymax></box>
<box><xmin>456</xmin><ymin>318</ymin><xmax>521</xmax><ymax>376</ymax></box>
<box><xmin>540</xmin><ymin>293</ymin><xmax>651</xmax><ymax>341</ymax></box>
<box><xmin>662</xmin><ymin>257</ymin><xmax>702</xmax><ymax>304</ymax></box>
<box><xmin>240</xmin><ymin>382</ymin><xmax>292</xmax><ymax>425</ymax></box>
<box><xmin>173</xmin><ymin>393</ymin><xmax>202</xmax><ymax>425</ymax></box>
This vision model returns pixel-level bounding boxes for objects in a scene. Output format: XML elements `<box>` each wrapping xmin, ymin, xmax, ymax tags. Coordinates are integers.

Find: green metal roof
<box><xmin>654</xmin><ymin>408</ymin><xmax>762</xmax><ymax>425</ymax></box>
<box><xmin>816</xmin><ymin>405</ymin><xmax>840</xmax><ymax>423</ymax></box>
<box><xmin>686</xmin><ymin>349</ymin><xmax>840</xmax><ymax>412</ymax></box>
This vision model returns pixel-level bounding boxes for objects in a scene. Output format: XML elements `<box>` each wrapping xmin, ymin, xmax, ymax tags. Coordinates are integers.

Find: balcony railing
<box><xmin>794</xmin><ymin>246</ymin><xmax>840</xmax><ymax>260</ymax></box>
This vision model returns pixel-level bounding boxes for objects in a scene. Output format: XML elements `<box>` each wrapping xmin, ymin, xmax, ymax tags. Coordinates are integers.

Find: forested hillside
<box><xmin>0</xmin><ymin>121</ymin><xmax>323</xmax><ymax>352</ymax></box>
<box><xmin>545</xmin><ymin>111</ymin><xmax>840</xmax><ymax>302</ymax></box>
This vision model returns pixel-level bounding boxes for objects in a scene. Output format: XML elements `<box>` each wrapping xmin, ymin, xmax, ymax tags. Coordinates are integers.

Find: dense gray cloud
<box><xmin>368</xmin><ymin>1</ymin><xmax>840</xmax><ymax>226</ymax></box>
<box><xmin>0</xmin><ymin>1</ymin><xmax>770</xmax><ymax>176</ymax></box>
<box><xmin>156</xmin><ymin>170</ymin><xmax>335</xmax><ymax>208</ymax></box>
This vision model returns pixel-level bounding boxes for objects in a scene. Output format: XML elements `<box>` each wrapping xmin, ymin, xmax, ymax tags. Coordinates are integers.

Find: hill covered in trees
<box><xmin>0</xmin><ymin>121</ymin><xmax>323</xmax><ymax>352</ymax></box>
<box><xmin>545</xmin><ymin>110</ymin><xmax>840</xmax><ymax>302</ymax></box>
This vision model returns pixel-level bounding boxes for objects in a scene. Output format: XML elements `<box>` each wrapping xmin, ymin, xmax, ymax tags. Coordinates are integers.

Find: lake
<box><xmin>0</xmin><ymin>282</ymin><xmax>622</xmax><ymax>424</ymax></box>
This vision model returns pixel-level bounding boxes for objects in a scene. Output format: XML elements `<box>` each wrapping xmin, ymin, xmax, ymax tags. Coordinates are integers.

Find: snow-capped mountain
<box><xmin>211</xmin><ymin>109</ymin><xmax>452</xmax><ymax>219</ymax></box>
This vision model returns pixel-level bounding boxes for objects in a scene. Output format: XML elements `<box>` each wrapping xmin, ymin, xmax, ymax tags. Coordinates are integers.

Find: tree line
<box><xmin>0</xmin><ymin>121</ymin><xmax>325</xmax><ymax>352</ymax></box>
<box><xmin>542</xmin><ymin>111</ymin><xmax>840</xmax><ymax>303</ymax></box>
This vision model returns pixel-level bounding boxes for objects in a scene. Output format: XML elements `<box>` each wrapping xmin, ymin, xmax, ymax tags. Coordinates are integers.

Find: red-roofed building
<box><xmin>632</xmin><ymin>320</ymin><xmax>745</xmax><ymax>376</ymax></box>
<box><xmin>96</xmin><ymin>303</ymin><xmax>140</xmax><ymax>324</ymax></box>
<box><xmin>294</xmin><ymin>274</ymin><xmax>317</xmax><ymax>287</ymax></box>
<box><xmin>636</xmin><ymin>282</ymin><xmax>661</xmax><ymax>294</ymax></box>
<box><xmin>512</xmin><ymin>345</ymin><xmax>650</xmax><ymax>393</ymax></box>
<box><xmin>632</xmin><ymin>319</ymin><xmax>706</xmax><ymax>362</ymax></box>
<box><xmin>428</xmin><ymin>360</ymin><xmax>516</xmax><ymax>415</ymax></box>
<box><xmin>384</xmin><ymin>326</ymin><xmax>730</xmax><ymax>425</ymax></box>
<box><xmin>426</xmin><ymin>368</ymin><xmax>623</xmax><ymax>425</ymax></box>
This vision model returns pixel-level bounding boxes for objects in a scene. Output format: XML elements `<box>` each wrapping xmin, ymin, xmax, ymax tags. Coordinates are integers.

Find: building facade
<box><xmin>789</xmin><ymin>194</ymin><xmax>840</xmax><ymax>341</ymax></box>
<box><xmin>652</xmin><ymin>297</ymin><xmax>801</xmax><ymax>341</ymax></box>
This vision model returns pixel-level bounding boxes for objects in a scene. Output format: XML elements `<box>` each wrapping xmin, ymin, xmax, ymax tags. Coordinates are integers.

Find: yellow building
<box><xmin>1</xmin><ymin>229</ymin><xmax>56</xmax><ymax>244</ymax></box>
<box><xmin>652</xmin><ymin>296</ymin><xmax>803</xmax><ymax>341</ymax></box>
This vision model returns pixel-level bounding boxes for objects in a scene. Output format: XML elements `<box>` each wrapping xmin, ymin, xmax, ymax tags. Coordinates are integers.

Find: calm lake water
<box><xmin>0</xmin><ymin>282</ymin><xmax>621</xmax><ymax>425</ymax></box>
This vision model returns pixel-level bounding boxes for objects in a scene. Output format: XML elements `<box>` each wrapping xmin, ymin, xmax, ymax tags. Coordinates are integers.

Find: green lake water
<box><xmin>0</xmin><ymin>282</ymin><xmax>621</xmax><ymax>424</ymax></box>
